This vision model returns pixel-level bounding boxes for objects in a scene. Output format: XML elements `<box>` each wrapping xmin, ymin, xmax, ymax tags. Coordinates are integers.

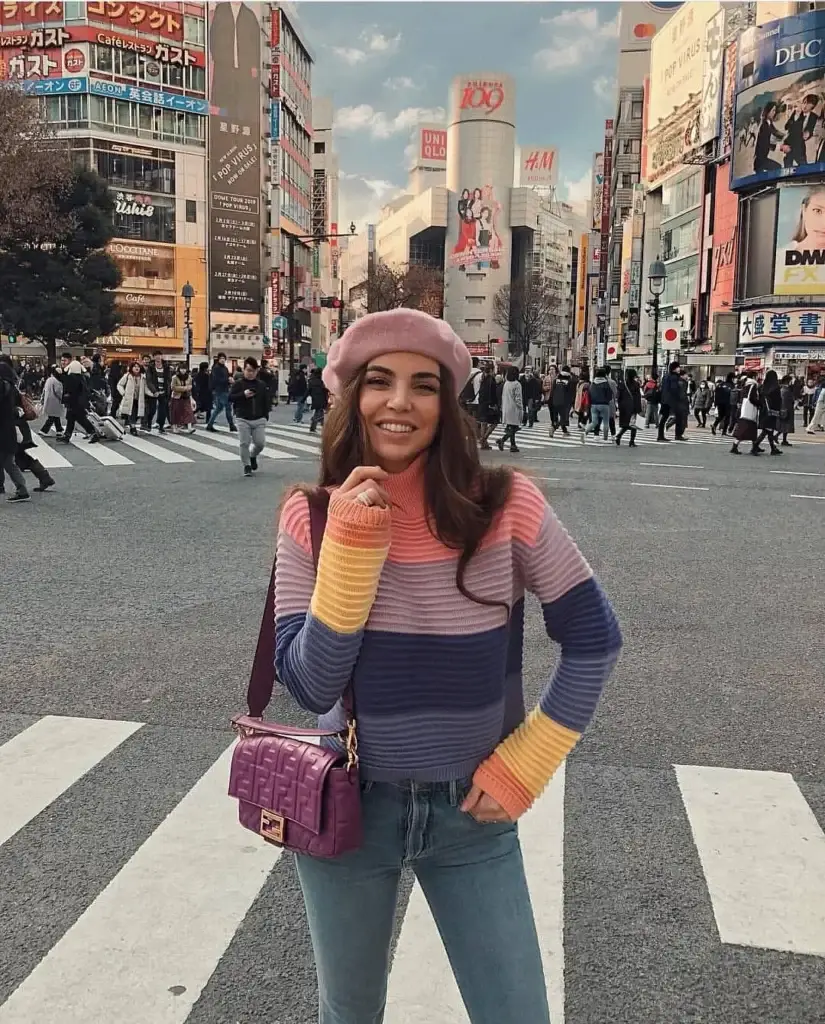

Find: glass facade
<box><xmin>661</xmin><ymin>170</ymin><xmax>702</xmax><ymax>223</ymax></box>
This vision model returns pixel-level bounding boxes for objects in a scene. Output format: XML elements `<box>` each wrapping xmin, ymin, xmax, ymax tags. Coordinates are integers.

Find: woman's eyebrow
<box><xmin>412</xmin><ymin>371</ymin><xmax>441</xmax><ymax>382</ymax></box>
<box><xmin>366</xmin><ymin>364</ymin><xmax>394</xmax><ymax>375</ymax></box>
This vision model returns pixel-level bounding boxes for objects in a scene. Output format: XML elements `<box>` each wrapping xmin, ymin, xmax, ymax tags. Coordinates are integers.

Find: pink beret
<box><xmin>322</xmin><ymin>308</ymin><xmax>472</xmax><ymax>397</ymax></box>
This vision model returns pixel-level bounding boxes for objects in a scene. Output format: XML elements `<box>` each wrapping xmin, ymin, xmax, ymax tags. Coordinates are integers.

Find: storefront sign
<box><xmin>712</xmin><ymin>232</ymin><xmax>736</xmax><ymax>288</ymax></box>
<box><xmin>270</xmin><ymin>6</ymin><xmax>279</xmax><ymax>48</ymax></box>
<box><xmin>520</xmin><ymin>146</ymin><xmax>558</xmax><ymax>187</ymax></box>
<box><xmin>599</xmin><ymin>119</ymin><xmax>613</xmax><ymax>296</ymax></box>
<box><xmin>109</xmin><ymin>241</ymin><xmax>168</xmax><ymax>260</ymax></box>
<box><xmin>63</xmin><ymin>46</ymin><xmax>83</xmax><ymax>72</ymax></box>
<box><xmin>115</xmin><ymin>192</ymin><xmax>154</xmax><ymax>216</ymax></box>
<box><xmin>419</xmin><ymin>126</ymin><xmax>446</xmax><ymax>164</ymax></box>
<box><xmin>458</xmin><ymin>81</ymin><xmax>504</xmax><ymax>115</ymax></box>
<box><xmin>85</xmin><ymin>1</ymin><xmax>184</xmax><ymax>43</ymax></box>
<box><xmin>719</xmin><ymin>39</ymin><xmax>736</xmax><ymax>159</ymax></box>
<box><xmin>270</xmin><ymin>100</ymin><xmax>279</xmax><ymax>140</ymax></box>
<box><xmin>21</xmin><ymin>73</ymin><xmax>82</xmax><ymax>93</ymax></box>
<box><xmin>773</xmin><ymin>185</ymin><xmax>825</xmax><ymax>295</ymax></box>
<box><xmin>270</xmin><ymin>60</ymin><xmax>279</xmax><ymax>99</ymax></box>
<box><xmin>92</xmin><ymin>29</ymin><xmax>201</xmax><ymax>66</ymax></box>
<box><xmin>0</xmin><ymin>2</ymin><xmax>63</xmax><ymax>28</ymax></box>
<box><xmin>739</xmin><ymin>307</ymin><xmax>825</xmax><ymax>343</ymax></box>
<box><xmin>0</xmin><ymin>24</ymin><xmax>66</xmax><ymax>46</ymax></box>
<box><xmin>89</xmin><ymin>78</ymin><xmax>208</xmax><ymax>113</ymax></box>
<box><xmin>1</xmin><ymin>48</ymin><xmax>60</xmax><ymax>77</ymax></box>
<box><xmin>270</xmin><ymin>269</ymin><xmax>281</xmax><ymax>316</ymax></box>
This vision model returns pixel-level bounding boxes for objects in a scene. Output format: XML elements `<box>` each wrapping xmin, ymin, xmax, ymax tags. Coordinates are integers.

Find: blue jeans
<box><xmin>206</xmin><ymin>391</ymin><xmax>234</xmax><ymax>428</ymax></box>
<box><xmin>294</xmin><ymin>397</ymin><xmax>307</xmax><ymax>423</ymax></box>
<box><xmin>588</xmin><ymin>403</ymin><xmax>610</xmax><ymax>439</ymax></box>
<box><xmin>295</xmin><ymin>780</ymin><xmax>550</xmax><ymax>1024</ymax></box>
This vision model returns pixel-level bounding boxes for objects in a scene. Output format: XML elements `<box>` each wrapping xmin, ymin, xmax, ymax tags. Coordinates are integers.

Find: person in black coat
<box><xmin>754</xmin><ymin>102</ymin><xmax>783</xmax><ymax>175</ymax></box>
<box><xmin>711</xmin><ymin>372</ymin><xmax>734</xmax><ymax>435</ymax></box>
<box><xmin>192</xmin><ymin>361</ymin><xmax>212</xmax><ymax>418</ymax></box>
<box><xmin>756</xmin><ymin>369</ymin><xmax>783</xmax><ymax>455</ymax></box>
<box><xmin>657</xmin><ymin>361</ymin><xmax>688</xmax><ymax>441</ymax></box>
<box><xmin>306</xmin><ymin>367</ymin><xmax>329</xmax><ymax>433</ymax></box>
<box><xmin>57</xmin><ymin>360</ymin><xmax>100</xmax><ymax>444</ymax></box>
<box><xmin>0</xmin><ymin>357</ymin><xmax>55</xmax><ymax>498</ymax></box>
<box><xmin>615</xmin><ymin>368</ymin><xmax>643</xmax><ymax>447</ymax></box>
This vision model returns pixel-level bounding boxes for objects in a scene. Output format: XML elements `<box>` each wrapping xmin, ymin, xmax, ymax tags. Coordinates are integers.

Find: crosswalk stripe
<box><xmin>157</xmin><ymin>431</ymin><xmax>238</xmax><ymax>461</ymax></box>
<box><xmin>262</xmin><ymin>426</ymin><xmax>325</xmax><ymax>456</ymax></box>
<box><xmin>385</xmin><ymin>766</ymin><xmax>566</xmax><ymax>1023</ymax></box>
<box><xmin>120</xmin><ymin>433</ymin><xmax>193</xmax><ymax>463</ymax></box>
<box><xmin>68</xmin><ymin>437</ymin><xmax>134</xmax><ymax>466</ymax></box>
<box><xmin>274</xmin><ymin>422</ymin><xmax>324</xmax><ymax>439</ymax></box>
<box><xmin>675</xmin><ymin>765</ymin><xmax>825</xmax><ymax>957</ymax></box>
<box><xmin>28</xmin><ymin>433</ymin><xmax>72</xmax><ymax>469</ymax></box>
<box><xmin>0</xmin><ymin>716</ymin><xmax>143</xmax><ymax>848</ymax></box>
<box><xmin>0</xmin><ymin>743</ymin><xmax>281</xmax><ymax>1024</ymax></box>
<box><xmin>201</xmin><ymin>426</ymin><xmax>296</xmax><ymax>459</ymax></box>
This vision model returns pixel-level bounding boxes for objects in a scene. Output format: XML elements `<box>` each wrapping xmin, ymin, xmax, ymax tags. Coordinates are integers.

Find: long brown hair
<box><xmin>312</xmin><ymin>364</ymin><xmax>513</xmax><ymax>607</ymax></box>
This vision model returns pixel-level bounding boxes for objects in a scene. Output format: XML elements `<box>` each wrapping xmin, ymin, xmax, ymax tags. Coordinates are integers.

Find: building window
<box><xmin>114</xmin><ymin>196</ymin><xmax>176</xmax><ymax>244</ymax></box>
<box><xmin>64</xmin><ymin>0</ymin><xmax>86</xmax><ymax>20</ymax></box>
<box><xmin>631</xmin><ymin>100</ymin><xmax>643</xmax><ymax>119</ymax></box>
<box><xmin>621</xmin><ymin>172</ymin><xmax>639</xmax><ymax>188</ymax></box>
<box><xmin>622</xmin><ymin>138</ymin><xmax>640</xmax><ymax>155</ymax></box>
<box><xmin>314</xmin><ymin>141</ymin><xmax>325</xmax><ymax>153</ymax></box>
<box><xmin>661</xmin><ymin>170</ymin><xmax>702</xmax><ymax>221</ymax></box>
<box><xmin>186</xmin><ymin>199</ymin><xmax>197</xmax><ymax>223</ymax></box>
<box><xmin>117</xmin><ymin>302</ymin><xmax>176</xmax><ymax>332</ymax></box>
<box><xmin>184</xmin><ymin>14</ymin><xmax>206</xmax><ymax>46</ymax></box>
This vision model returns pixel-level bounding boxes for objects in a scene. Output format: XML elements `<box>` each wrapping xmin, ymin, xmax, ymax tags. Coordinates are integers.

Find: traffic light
<box><xmin>320</xmin><ymin>296</ymin><xmax>342</xmax><ymax>309</ymax></box>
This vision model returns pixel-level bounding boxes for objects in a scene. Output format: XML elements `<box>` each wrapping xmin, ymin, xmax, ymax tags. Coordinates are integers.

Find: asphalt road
<box><xmin>1</xmin><ymin>404</ymin><xmax>824</xmax><ymax>1024</ymax></box>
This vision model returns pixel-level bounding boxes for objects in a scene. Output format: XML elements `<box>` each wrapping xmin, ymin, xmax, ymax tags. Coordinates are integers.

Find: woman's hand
<box><xmin>335</xmin><ymin>466</ymin><xmax>390</xmax><ymax>509</ymax></box>
<box><xmin>460</xmin><ymin>784</ymin><xmax>513</xmax><ymax>823</ymax></box>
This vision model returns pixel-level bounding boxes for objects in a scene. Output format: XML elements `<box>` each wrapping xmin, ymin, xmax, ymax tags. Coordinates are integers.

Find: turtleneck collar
<box><xmin>382</xmin><ymin>454</ymin><xmax>427</xmax><ymax>520</ymax></box>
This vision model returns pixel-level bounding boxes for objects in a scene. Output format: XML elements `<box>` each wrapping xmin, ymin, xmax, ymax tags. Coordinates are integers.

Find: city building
<box><xmin>308</xmin><ymin>95</ymin><xmax>342</xmax><ymax>355</ymax></box>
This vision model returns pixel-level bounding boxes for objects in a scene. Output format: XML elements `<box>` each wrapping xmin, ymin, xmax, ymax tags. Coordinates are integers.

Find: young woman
<box><xmin>615</xmin><ymin>367</ymin><xmax>642</xmax><ymax>447</ymax></box>
<box><xmin>39</xmin><ymin>366</ymin><xmax>64</xmax><ymax>437</ymax></box>
<box><xmin>756</xmin><ymin>368</ymin><xmax>783</xmax><ymax>455</ymax></box>
<box><xmin>496</xmin><ymin>364</ymin><xmax>522</xmax><ymax>453</ymax></box>
<box><xmin>170</xmin><ymin>365</ymin><xmax>196</xmax><ymax>433</ymax></box>
<box><xmin>730</xmin><ymin>373</ymin><xmax>762</xmax><ymax>455</ymax></box>
<box><xmin>117</xmin><ymin>362</ymin><xmax>147</xmax><ymax>436</ymax></box>
<box><xmin>273</xmin><ymin>308</ymin><xmax>622</xmax><ymax>1023</ymax></box>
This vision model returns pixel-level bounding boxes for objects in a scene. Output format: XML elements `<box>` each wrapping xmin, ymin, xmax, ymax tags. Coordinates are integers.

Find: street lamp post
<box><xmin>181</xmin><ymin>281</ymin><xmax>195</xmax><ymax>370</ymax></box>
<box><xmin>648</xmin><ymin>260</ymin><xmax>666</xmax><ymax>379</ymax></box>
<box><xmin>286</xmin><ymin>222</ymin><xmax>356</xmax><ymax>373</ymax></box>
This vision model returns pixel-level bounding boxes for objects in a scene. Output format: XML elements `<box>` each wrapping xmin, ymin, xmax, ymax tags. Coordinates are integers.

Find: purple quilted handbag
<box><xmin>228</xmin><ymin>491</ymin><xmax>363</xmax><ymax>858</ymax></box>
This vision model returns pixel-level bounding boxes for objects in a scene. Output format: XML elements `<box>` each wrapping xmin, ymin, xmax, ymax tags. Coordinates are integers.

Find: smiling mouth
<box><xmin>376</xmin><ymin>422</ymin><xmax>415</xmax><ymax>434</ymax></box>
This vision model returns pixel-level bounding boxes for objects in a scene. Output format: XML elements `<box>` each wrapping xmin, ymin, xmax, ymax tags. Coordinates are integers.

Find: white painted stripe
<box><xmin>511</xmin><ymin>456</ymin><xmax>582</xmax><ymax>464</ymax></box>
<box><xmin>535</xmin><ymin>477</ymin><xmax>561</xmax><ymax>482</ymax></box>
<box><xmin>197</xmin><ymin>427</ymin><xmax>296</xmax><ymax>460</ymax></box>
<box><xmin>640</xmin><ymin>462</ymin><xmax>705</xmax><ymax>470</ymax></box>
<box><xmin>28</xmin><ymin>433</ymin><xmax>72</xmax><ymax>469</ymax></box>
<box><xmin>0</xmin><ymin>716</ymin><xmax>143</xmax><ymax>848</ymax></box>
<box><xmin>261</xmin><ymin>428</ymin><xmax>324</xmax><ymax>456</ymax></box>
<box><xmin>790</xmin><ymin>493</ymin><xmax>825</xmax><ymax>501</ymax></box>
<box><xmin>675</xmin><ymin>765</ymin><xmax>825</xmax><ymax>957</ymax></box>
<box><xmin>155</xmin><ymin>431</ymin><xmax>237</xmax><ymax>461</ymax></box>
<box><xmin>69</xmin><ymin>438</ymin><xmax>133</xmax><ymax>466</ymax></box>
<box><xmin>771</xmin><ymin>470</ymin><xmax>825</xmax><ymax>477</ymax></box>
<box><xmin>0</xmin><ymin>744</ymin><xmax>281</xmax><ymax>1024</ymax></box>
<box><xmin>630</xmin><ymin>482</ymin><xmax>709</xmax><ymax>492</ymax></box>
<box><xmin>385</xmin><ymin>768</ymin><xmax>565</xmax><ymax>1023</ymax></box>
<box><xmin>120</xmin><ymin>433</ymin><xmax>192</xmax><ymax>463</ymax></box>
<box><xmin>273</xmin><ymin>422</ymin><xmax>323</xmax><ymax>439</ymax></box>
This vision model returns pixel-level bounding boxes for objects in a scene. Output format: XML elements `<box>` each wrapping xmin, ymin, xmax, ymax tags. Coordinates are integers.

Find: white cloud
<box><xmin>330</xmin><ymin>28</ymin><xmax>401</xmax><ymax>65</ymax></box>
<box><xmin>337</xmin><ymin>173</ymin><xmax>406</xmax><ymax>231</ymax></box>
<box><xmin>364</xmin><ymin>31</ymin><xmax>401</xmax><ymax>54</ymax></box>
<box><xmin>593</xmin><ymin>75</ymin><xmax>617</xmax><ymax>103</ymax></box>
<box><xmin>384</xmin><ymin>76</ymin><xmax>417</xmax><ymax>91</ymax></box>
<box><xmin>332</xmin><ymin>46</ymin><xmax>366</xmax><ymax>66</ymax></box>
<box><xmin>534</xmin><ymin>8</ymin><xmax>619</xmax><ymax>74</ymax></box>
<box><xmin>334</xmin><ymin>104</ymin><xmax>446</xmax><ymax>140</ymax></box>
<box><xmin>561</xmin><ymin>169</ymin><xmax>593</xmax><ymax>214</ymax></box>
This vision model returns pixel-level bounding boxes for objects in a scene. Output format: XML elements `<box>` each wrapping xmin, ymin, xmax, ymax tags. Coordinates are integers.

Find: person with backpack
<box><xmin>459</xmin><ymin>357</ymin><xmax>483</xmax><ymax>418</ymax></box>
<box><xmin>56</xmin><ymin>359</ymin><xmax>100</xmax><ymax>444</ymax></box>
<box><xmin>643</xmin><ymin>373</ymin><xmax>660</xmax><ymax>427</ymax></box>
<box><xmin>583</xmin><ymin>367</ymin><xmax>612</xmax><ymax>442</ymax></box>
<box><xmin>271</xmin><ymin>307</ymin><xmax>621</xmax><ymax>1023</ymax></box>
<box><xmin>574</xmin><ymin>371</ymin><xmax>591</xmax><ymax>430</ymax></box>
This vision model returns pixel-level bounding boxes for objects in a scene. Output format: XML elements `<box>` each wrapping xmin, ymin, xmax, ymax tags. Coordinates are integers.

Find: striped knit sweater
<box><xmin>274</xmin><ymin>459</ymin><xmax>622</xmax><ymax>819</ymax></box>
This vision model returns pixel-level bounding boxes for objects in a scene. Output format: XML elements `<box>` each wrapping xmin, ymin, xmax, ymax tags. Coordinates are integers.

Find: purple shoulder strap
<box><xmin>246</xmin><ymin>489</ymin><xmax>353</xmax><ymax>719</ymax></box>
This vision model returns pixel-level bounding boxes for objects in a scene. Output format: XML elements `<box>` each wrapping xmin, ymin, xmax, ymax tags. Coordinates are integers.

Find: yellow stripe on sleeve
<box><xmin>494</xmin><ymin>708</ymin><xmax>581</xmax><ymax>799</ymax></box>
<box><xmin>310</xmin><ymin>533</ymin><xmax>390</xmax><ymax>634</ymax></box>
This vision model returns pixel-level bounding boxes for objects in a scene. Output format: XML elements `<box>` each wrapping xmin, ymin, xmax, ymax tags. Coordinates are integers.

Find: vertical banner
<box><xmin>207</xmin><ymin>1</ymin><xmax>262</xmax><ymax>319</ymax></box>
<box><xmin>699</xmin><ymin>7</ymin><xmax>724</xmax><ymax>146</ymax></box>
<box><xmin>598</xmin><ymin>119</ymin><xmax>613</xmax><ymax>297</ymax></box>
<box><xmin>576</xmin><ymin>233</ymin><xmax>588</xmax><ymax>334</ymax></box>
<box><xmin>719</xmin><ymin>40</ymin><xmax>737</xmax><ymax>160</ymax></box>
<box><xmin>591</xmin><ymin>152</ymin><xmax>604</xmax><ymax>231</ymax></box>
<box><xmin>329</xmin><ymin>221</ymin><xmax>339</xmax><ymax>280</ymax></box>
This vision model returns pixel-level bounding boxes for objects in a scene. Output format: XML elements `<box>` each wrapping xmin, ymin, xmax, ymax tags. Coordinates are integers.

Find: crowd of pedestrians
<box><xmin>286</xmin><ymin>364</ymin><xmax>330</xmax><ymax>433</ymax></box>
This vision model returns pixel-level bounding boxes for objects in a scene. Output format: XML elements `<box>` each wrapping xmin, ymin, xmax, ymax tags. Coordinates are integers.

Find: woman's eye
<box><xmin>416</xmin><ymin>383</ymin><xmax>438</xmax><ymax>394</ymax></box>
<box><xmin>366</xmin><ymin>376</ymin><xmax>390</xmax><ymax>388</ymax></box>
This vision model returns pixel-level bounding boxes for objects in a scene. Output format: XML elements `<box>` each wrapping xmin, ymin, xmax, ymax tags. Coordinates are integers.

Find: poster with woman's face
<box><xmin>774</xmin><ymin>185</ymin><xmax>825</xmax><ymax>295</ymax></box>
<box><xmin>449</xmin><ymin>184</ymin><xmax>502</xmax><ymax>269</ymax></box>
<box><xmin>207</xmin><ymin>1</ymin><xmax>263</xmax><ymax>318</ymax></box>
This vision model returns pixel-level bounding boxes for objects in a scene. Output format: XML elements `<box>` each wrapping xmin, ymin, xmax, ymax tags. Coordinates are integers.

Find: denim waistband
<box><xmin>362</xmin><ymin>778</ymin><xmax>473</xmax><ymax>806</ymax></box>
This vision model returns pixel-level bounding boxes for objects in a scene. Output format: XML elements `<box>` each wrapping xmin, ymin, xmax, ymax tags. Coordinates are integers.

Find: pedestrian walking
<box><xmin>170</xmin><ymin>366</ymin><xmax>197</xmax><ymax>433</ymax></box>
<box><xmin>657</xmin><ymin>361</ymin><xmax>683</xmax><ymax>442</ymax></box>
<box><xmin>524</xmin><ymin>369</ymin><xmax>542</xmax><ymax>428</ymax></box>
<box><xmin>583</xmin><ymin>367</ymin><xmax>611</xmax><ymax>442</ymax></box>
<box><xmin>144</xmin><ymin>351</ymin><xmax>171</xmax><ymax>433</ymax></box>
<box><xmin>778</xmin><ymin>374</ymin><xmax>796</xmax><ymax>446</ymax></box>
<box><xmin>107</xmin><ymin>360</ymin><xmax>124</xmax><ymax>418</ymax></box>
<box><xmin>475</xmin><ymin>361</ymin><xmax>499</xmax><ymax>450</ymax></box>
<box><xmin>607</xmin><ymin>371</ymin><xmax>618</xmax><ymax>437</ymax></box>
<box><xmin>205</xmin><ymin>353</ymin><xmax>236</xmax><ymax>432</ymax></box>
<box><xmin>257</xmin><ymin>358</ymin><xmax>278</xmax><ymax>412</ymax></box>
<box><xmin>56</xmin><ymin>359</ymin><xmax>100</xmax><ymax>444</ymax></box>
<box><xmin>496</xmin><ymin>365</ymin><xmax>523</xmax><ymax>452</ymax></box>
<box><xmin>574</xmin><ymin>372</ymin><xmax>591</xmax><ymax>431</ymax></box>
<box><xmin>117</xmin><ymin>362</ymin><xmax>147</xmax><ymax>436</ymax></box>
<box><xmin>548</xmin><ymin>366</ymin><xmax>573</xmax><ymax>437</ymax></box>
<box><xmin>643</xmin><ymin>374</ymin><xmax>660</xmax><ymax>427</ymax></box>
<box><xmin>0</xmin><ymin>359</ymin><xmax>30</xmax><ymax>502</ymax></box>
<box><xmin>290</xmin><ymin>365</ymin><xmax>309</xmax><ymax>423</ymax></box>
<box><xmin>307</xmin><ymin>366</ymin><xmax>329</xmax><ymax>433</ymax></box>
<box><xmin>711</xmin><ymin>373</ymin><xmax>734</xmax><ymax>435</ymax></box>
<box><xmin>272</xmin><ymin>307</ymin><xmax>621</xmax><ymax>1024</ymax></box>
<box><xmin>802</xmin><ymin>377</ymin><xmax>817</xmax><ymax>428</ymax></box>
<box><xmin>192</xmin><ymin>361</ymin><xmax>212</xmax><ymax>420</ymax></box>
<box><xmin>229</xmin><ymin>356</ymin><xmax>270</xmax><ymax>476</ymax></box>
<box><xmin>756</xmin><ymin>369</ymin><xmax>783</xmax><ymax>455</ymax></box>
<box><xmin>693</xmin><ymin>380</ymin><xmax>712</xmax><ymax>426</ymax></box>
<box><xmin>615</xmin><ymin>368</ymin><xmax>642</xmax><ymax>447</ymax></box>
<box><xmin>39</xmin><ymin>367</ymin><xmax>64</xmax><ymax>437</ymax></box>
<box><xmin>730</xmin><ymin>373</ymin><xmax>762</xmax><ymax>455</ymax></box>
<box><xmin>806</xmin><ymin>375</ymin><xmax>825</xmax><ymax>434</ymax></box>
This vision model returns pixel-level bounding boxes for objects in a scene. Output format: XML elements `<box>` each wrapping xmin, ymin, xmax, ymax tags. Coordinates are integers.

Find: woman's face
<box><xmin>803</xmin><ymin>193</ymin><xmax>825</xmax><ymax>242</ymax></box>
<box><xmin>130</xmin><ymin>364</ymin><xmax>141</xmax><ymax>376</ymax></box>
<box><xmin>358</xmin><ymin>351</ymin><xmax>442</xmax><ymax>473</ymax></box>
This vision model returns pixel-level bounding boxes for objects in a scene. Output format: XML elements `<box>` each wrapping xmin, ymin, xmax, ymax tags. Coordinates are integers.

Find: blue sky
<box><xmin>293</xmin><ymin>1</ymin><xmax>620</xmax><ymax>229</ymax></box>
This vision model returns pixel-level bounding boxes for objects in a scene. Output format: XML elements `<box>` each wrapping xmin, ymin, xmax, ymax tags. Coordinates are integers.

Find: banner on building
<box><xmin>591</xmin><ymin>152</ymin><xmax>603</xmax><ymax>231</ymax></box>
<box><xmin>719</xmin><ymin>39</ymin><xmax>737</xmax><ymax>160</ymax></box>
<box><xmin>732</xmin><ymin>10</ymin><xmax>825</xmax><ymax>190</ymax></box>
<box><xmin>599</xmin><ymin>120</ymin><xmax>613</xmax><ymax>296</ymax></box>
<box><xmin>699</xmin><ymin>7</ymin><xmax>724</xmax><ymax>146</ymax></box>
<box><xmin>739</xmin><ymin>307</ymin><xmax>825</xmax><ymax>343</ymax></box>
<box><xmin>576</xmin><ymin>233</ymin><xmax>588</xmax><ymax>334</ymax></box>
<box><xmin>270</xmin><ymin>5</ymin><xmax>280</xmax><ymax>47</ymax></box>
<box><xmin>519</xmin><ymin>146</ymin><xmax>558</xmax><ymax>187</ymax></box>
<box><xmin>270</xmin><ymin>101</ymin><xmax>279</xmax><ymax>140</ymax></box>
<box><xmin>773</xmin><ymin>185</ymin><xmax>825</xmax><ymax>295</ymax></box>
<box><xmin>0</xmin><ymin>2</ymin><xmax>64</xmax><ymax>27</ymax></box>
<box><xmin>644</xmin><ymin>103</ymin><xmax>701</xmax><ymax>187</ymax></box>
<box><xmin>84</xmin><ymin>1</ymin><xmax>184</xmax><ymax>41</ymax></box>
<box><xmin>207</xmin><ymin>1</ymin><xmax>262</xmax><ymax>318</ymax></box>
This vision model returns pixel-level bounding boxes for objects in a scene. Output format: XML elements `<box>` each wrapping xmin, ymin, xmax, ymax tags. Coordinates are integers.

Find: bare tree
<box><xmin>0</xmin><ymin>84</ymin><xmax>73</xmax><ymax>247</ymax></box>
<box><xmin>492</xmin><ymin>277</ymin><xmax>557</xmax><ymax>368</ymax></box>
<box><xmin>367</xmin><ymin>260</ymin><xmax>444</xmax><ymax>316</ymax></box>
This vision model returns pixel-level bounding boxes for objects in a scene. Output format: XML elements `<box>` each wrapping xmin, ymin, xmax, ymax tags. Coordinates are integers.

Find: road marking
<box><xmin>120</xmin><ymin>433</ymin><xmax>192</xmax><ymax>463</ymax></box>
<box><xmin>771</xmin><ymin>470</ymin><xmax>825</xmax><ymax>477</ymax></box>
<box><xmin>0</xmin><ymin>716</ymin><xmax>142</xmax><ymax>848</ymax></box>
<box><xmin>675</xmin><ymin>765</ymin><xmax>825</xmax><ymax>957</ymax></box>
<box><xmin>640</xmin><ymin>462</ymin><xmax>705</xmax><ymax>470</ymax></box>
<box><xmin>69</xmin><ymin>438</ymin><xmax>134</xmax><ymax>466</ymax></box>
<box><xmin>630</xmin><ymin>482</ymin><xmax>709</xmax><ymax>491</ymax></box>
<box><xmin>790</xmin><ymin>493</ymin><xmax>825</xmax><ymax>500</ymax></box>
<box><xmin>29</xmin><ymin>433</ymin><xmax>72</xmax><ymax>469</ymax></box>
<box><xmin>535</xmin><ymin>477</ymin><xmax>561</xmax><ymax>482</ymax></box>
<box><xmin>195</xmin><ymin>428</ymin><xmax>296</xmax><ymax>460</ymax></box>
<box><xmin>156</xmin><ymin>432</ymin><xmax>237</xmax><ymax>461</ymax></box>
<box><xmin>510</xmin><ymin>456</ymin><xmax>582</xmax><ymax>464</ymax></box>
<box><xmin>385</xmin><ymin>767</ymin><xmax>565</xmax><ymax>1024</ymax></box>
<box><xmin>262</xmin><ymin>427</ymin><xmax>326</xmax><ymax>456</ymax></box>
<box><xmin>0</xmin><ymin>745</ymin><xmax>281</xmax><ymax>1024</ymax></box>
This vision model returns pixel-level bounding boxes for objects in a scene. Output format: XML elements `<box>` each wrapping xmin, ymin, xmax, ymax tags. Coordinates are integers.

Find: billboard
<box><xmin>519</xmin><ymin>146</ymin><xmax>558</xmax><ymax>187</ymax></box>
<box><xmin>731</xmin><ymin>10</ymin><xmax>825</xmax><ymax>190</ymax></box>
<box><xmin>699</xmin><ymin>7</ymin><xmax>724</xmax><ymax>145</ymax></box>
<box><xmin>207</xmin><ymin>1</ymin><xmax>262</xmax><ymax>318</ymax></box>
<box><xmin>648</xmin><ymin>2</ymin><xmax>720</xmax><ymax>129</ymax></box>
<box><xmin>739</xmin><ymin>306</ymin><xmax>825</xmax><ymax>343</ymax></box>
<box><xmin>591</xmin><ymin>152</ymin><xmax>604</xmax><ymax>231</ymax></box>
<box><xmin>419</xmin><ymin>125</ymin><xmax>447</xmax><ymax>165</ymax></box>
<box><xmin>85</xmin><ymin>1</ymin><xmax>184</xmax><ymax>41</ymax></box>
<box><xmin>773</xmin><ymin>184</ymin><xmax>825</xmax><ymax>295</ymax></box>
<box><xmin>448</xmin><ymin>184</ymin><xmax>504</xmax><ymax>270</ymax></box>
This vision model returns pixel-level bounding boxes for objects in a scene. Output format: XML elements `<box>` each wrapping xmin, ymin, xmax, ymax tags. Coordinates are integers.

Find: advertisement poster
<box><xmin>648</xmin><ymin>1</ymin><xmax>719</xmax><ymax>127</ymax></box>
<box><xmin>449</xmin><ymin>184</ymin><xmax>503</xmax><ymax>270</ymax></box>
<box><xmin>732</xmin><ymin>10</ymin><xmax>825</xmax><ymax>190</ymax></box>
<box><xmin>773</xmin><ymin>184</ymin><xmax>825</xmax><ymax>294</ymax></box>
<box><xmin>207</xmin><ymin>1</ymin><xmax>262</xmax><ymax>318</ymax></box>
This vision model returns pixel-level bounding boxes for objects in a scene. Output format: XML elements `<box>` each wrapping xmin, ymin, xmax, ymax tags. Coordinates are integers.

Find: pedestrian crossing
<box><xmin>0</xmin><ymin>713</ymin><xmax>822</xmax><ymax>1023</ymax></box>
<box><xmin>489</xmin><ymin>422</ymin><xmax>734</xmax><ymax>452</ymax></box>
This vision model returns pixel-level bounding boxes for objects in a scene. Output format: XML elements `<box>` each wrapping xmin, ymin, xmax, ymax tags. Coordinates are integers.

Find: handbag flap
<box><xmin>228</xmin><ymin>733</ymin><xmax>341</xmax><ymax>835</ymax></box>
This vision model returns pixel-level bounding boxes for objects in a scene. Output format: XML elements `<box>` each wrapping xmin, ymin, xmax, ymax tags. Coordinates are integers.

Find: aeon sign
<box><xmin>458</xmin><ymin>80</ymin><xmax>504</xmax><ymax>115</ymax></box>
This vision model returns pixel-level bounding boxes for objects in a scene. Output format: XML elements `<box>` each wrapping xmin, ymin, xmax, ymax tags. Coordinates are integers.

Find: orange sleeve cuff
<box><xmin>472</xmin><ymin>753</ymin><xmax>534</xmax><ymax>820</ymax></box>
